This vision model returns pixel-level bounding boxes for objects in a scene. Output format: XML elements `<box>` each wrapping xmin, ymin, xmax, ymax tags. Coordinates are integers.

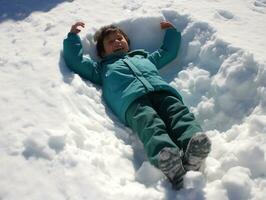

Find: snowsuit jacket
<box><xmin>63</xmin><ymin>28</ymin><xmax>182</xmax><ymax>124</ymax></box>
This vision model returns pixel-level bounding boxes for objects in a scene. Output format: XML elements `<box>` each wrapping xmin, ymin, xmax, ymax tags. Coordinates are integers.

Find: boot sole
<box><xmin>184</xmin><ymin>134</ymin><xmax>211</xmax><ymax>171</ymax></box>
<box><xmin>158</xmin><ymin>148</ymin><xmax>186</xmax><ymax>189</ymax></box>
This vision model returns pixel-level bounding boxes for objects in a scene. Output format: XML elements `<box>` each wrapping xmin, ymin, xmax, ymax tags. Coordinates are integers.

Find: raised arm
<box><xmin>148</xmin><ymin>21</ymin><xmax>181</xmax><ymax>70</ymax></box>
<box><xmin>63</xmin><ymin>22</ymin><xmax>102</xmax><ymax>85</ymax></box>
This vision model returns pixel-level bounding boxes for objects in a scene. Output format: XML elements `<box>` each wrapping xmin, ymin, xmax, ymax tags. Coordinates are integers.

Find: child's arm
<box><xmin>148</xmin><ymin>21</ymin><xmax>181</xmax><ymax>70</ymax></box>
<box><xmin>63</xmin><ymin>22</ymin><xmax>102</xmax><ymax>85</ymax></box>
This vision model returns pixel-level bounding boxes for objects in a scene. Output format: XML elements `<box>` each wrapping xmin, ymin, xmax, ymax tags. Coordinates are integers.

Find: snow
<box><xmin>0</xmin><ymin>0</ymin><xmax>266</xmax><ymax>199</ymax></box>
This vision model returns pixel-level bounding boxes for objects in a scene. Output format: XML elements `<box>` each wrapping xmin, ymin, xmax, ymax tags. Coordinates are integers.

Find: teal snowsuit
<box><xmin>63</xmin><ymin>28</ymin><xmax>202</xmax><ymax>166</ymax></box>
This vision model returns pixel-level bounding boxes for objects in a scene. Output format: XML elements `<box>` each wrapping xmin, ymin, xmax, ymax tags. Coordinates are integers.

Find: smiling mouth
<box><xmin>114</xmin><ymin>47</ymin><xmax>124</xmax><ymax>52</ymax></box>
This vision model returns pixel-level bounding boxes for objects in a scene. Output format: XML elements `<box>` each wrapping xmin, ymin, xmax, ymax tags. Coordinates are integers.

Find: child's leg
<box><xmin>126</xmin><ymin>95</ymin><xmax>186</xmax><ymax>189</ymax></box>
<box><xmin>149</xmin><ymin>91</ymin><xmax>202</xmax><ymax>151</ymax></box>
<box><xmin>149</xmin><ymin>91</ymin><xmax>211</xmax><ymax>170</ymax></box>
<box><xmin>126</xmin><ymin>94</ymin><xmax>178</xmax><ymax>166</ymax></box>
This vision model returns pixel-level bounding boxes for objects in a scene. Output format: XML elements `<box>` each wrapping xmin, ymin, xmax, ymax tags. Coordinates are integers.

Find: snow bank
<box><xmin>1</xmin><ymin>0</ymin><xmax>266</xmax><ymax>199</ymax></box>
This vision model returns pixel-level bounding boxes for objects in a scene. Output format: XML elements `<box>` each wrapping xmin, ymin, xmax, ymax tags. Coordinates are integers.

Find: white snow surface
<box><xmin>1</xmin><ymin>0</ymin><xmax>266</xmax><ymax>199</ymax></box>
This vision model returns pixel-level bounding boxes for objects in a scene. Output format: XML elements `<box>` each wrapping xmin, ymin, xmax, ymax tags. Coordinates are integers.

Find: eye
<box><xmin>108</xmin><ymin>39</ymin><xmax>115</xmax><ymax>44</ymax></box>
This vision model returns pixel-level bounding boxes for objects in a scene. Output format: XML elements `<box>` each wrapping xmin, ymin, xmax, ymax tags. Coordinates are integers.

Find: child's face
<box><xmin>103</xmin><ymin>31</ymin><xmax>129</xmax><ymax>57</ymax></box>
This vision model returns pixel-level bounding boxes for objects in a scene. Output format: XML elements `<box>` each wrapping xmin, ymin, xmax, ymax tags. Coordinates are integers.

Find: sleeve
<box><xmin>63</xmin><ymin>32</ymin><xmax>102</xmax><ymax>85</ymax></box>
<box><xmin>148</xmin><ymin>28</ymin><xmax>181</xmax><ymax>70</ymax></box>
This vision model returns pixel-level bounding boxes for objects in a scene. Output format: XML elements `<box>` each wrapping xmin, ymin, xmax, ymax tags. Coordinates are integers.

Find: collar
<box><xmin>127</xmin><ymin>49</ymin><xmax>149</xmax><ymax>57</ymax></box>
<box><xmin>100</xmin><ymin>49</ymin><xmax>149</xmax><ymax>64</ymax></box>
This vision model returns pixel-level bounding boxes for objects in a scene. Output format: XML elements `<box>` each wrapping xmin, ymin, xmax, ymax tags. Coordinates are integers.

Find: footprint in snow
<box><xmin>22</xmin><ymin>133</ymin><xmax>66</xmax><ymax>160</ymax></box>
<box><xmin>215</xmin><ymin>9</ymin><xmax>235</xmax><ymax>20</ymax></box>
<box><xmin>254</xmin><ymin>0</ymin><xmax>266</xmax><ymax>7</ymax></box>
<box><xmin>123</xmin><ymin>0</ymin><xmax>142</xmax><ymax>11</ymax></box>
<box><xmin>251</xmin><ymin>0</ymin><xmax>266</xmax><ymax>13</ymax></box>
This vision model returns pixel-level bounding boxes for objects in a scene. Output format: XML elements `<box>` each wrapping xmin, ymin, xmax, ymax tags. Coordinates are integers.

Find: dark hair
<box><xmin>94</xmin><ymin>24</ymin><xmax>130</xmax><ymax>58</ymax></box>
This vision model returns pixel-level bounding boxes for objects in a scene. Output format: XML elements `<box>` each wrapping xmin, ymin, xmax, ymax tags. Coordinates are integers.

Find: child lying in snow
<box><xmin>63</xmin><ymin>21</ymin><xmax>211</xmax><ymax>189</ymax></box>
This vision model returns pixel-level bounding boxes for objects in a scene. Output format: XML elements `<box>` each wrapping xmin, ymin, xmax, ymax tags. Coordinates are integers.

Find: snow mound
<box><xmin>61</xmin><ymin>12</ymin><xmax>266</xmax><ymax>199</ymax></box>
<box><xmin>1</xmin><ymin>0</ymin><xmax>266</xmax><ymax>199</ymax></box>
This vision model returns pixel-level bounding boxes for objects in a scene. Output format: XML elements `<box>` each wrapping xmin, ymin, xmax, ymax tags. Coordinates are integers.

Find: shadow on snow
<box><xmin>0</xmin><ymin>0</ymin><xmax>69</xmax><ymax>23</ymax></box>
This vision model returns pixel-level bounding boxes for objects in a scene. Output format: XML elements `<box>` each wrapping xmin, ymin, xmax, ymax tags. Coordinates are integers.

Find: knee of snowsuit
<box><xmin>125</xmin><ymin>91</ymin><xmax>202</xmax><ymax>167</ymax></box>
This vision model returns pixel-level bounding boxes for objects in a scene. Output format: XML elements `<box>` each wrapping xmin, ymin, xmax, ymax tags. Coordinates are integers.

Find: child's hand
<box><xmin>70</xmin><ymin>22</ymin><xmax>85</xmax><ymax>34</ymax></box>
<box><xmin>160</xmin><ymin>21</ymin><xmax>175</xmax><ymax>29</ymax></box>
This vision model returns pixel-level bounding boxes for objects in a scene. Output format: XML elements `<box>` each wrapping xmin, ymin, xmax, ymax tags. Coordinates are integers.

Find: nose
<box><xmin>113</xmin><ymin>40</ymin><xmax>122</xmax><ymax>48</ymax></box>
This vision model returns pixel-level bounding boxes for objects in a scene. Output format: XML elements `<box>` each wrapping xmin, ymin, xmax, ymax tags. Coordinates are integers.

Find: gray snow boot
<box><xmin>158</xmin><ymin>147</ymin><xmax>186</xmax><ymax>190</ymax></box>
<box><xmin>183</xmin><ymin>133</ymin><xmax>212</xmax><ymax>171</ymax></box>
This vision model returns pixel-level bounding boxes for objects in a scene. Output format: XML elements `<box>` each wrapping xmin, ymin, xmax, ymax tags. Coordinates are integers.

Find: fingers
<box><xmin>160</xmin><ymin>21</ymin><xmax>174</xmax><ymax>29</ymax></box>
<box><xmin>70</xmin><ymin>22</ymin><xmax>85</xmax><ymax>34</ymax></box>
<box><xmin>74</xmin><ymin>22</ymin><xmax>85</xmax><ymax>28</ymax></box>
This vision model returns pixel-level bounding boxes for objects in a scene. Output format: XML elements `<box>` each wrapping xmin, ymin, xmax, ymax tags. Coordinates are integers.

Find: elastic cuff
<box><xmin>67</xmin><ymin>32</ymin><xmax>80</xmax><ymax>38</ymax></box>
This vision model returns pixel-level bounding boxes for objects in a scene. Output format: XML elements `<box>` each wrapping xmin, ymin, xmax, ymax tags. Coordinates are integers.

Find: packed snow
<box><xmin>0</xmin><ymin>0</ymin><xmax>266</xmax><ymax>199</ymax></box>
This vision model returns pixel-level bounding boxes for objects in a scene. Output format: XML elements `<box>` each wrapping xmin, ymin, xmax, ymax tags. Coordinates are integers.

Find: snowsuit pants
<box><xmin>125</xmin><ymin>91</ymin><xmax>202</xmax><ymax>167</ymax></box>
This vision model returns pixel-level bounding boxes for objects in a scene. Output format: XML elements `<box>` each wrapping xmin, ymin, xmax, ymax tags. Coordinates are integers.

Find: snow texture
<box><xmin>0</xmin><ymin>0</ymin><xmax>266</xmax><ymax>199</ymax></box>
